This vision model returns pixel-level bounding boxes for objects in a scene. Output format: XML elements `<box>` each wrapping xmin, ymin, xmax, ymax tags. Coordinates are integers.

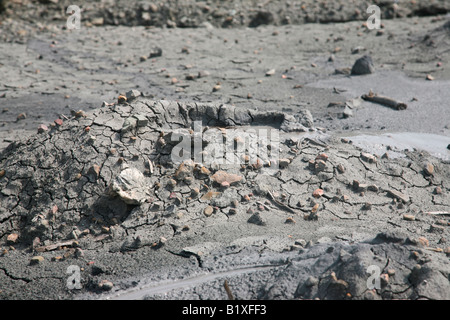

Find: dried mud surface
<box><xmin>0</xmin><ymin>1</ymin><xmax>449</xmax><ymax>300</ymax></box>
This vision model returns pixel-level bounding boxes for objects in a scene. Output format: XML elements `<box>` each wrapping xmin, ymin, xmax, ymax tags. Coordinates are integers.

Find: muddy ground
<box><xmin>0</xmin><ymin>1</ymin><xmax>449</xmax><ymax>300</ymax></box>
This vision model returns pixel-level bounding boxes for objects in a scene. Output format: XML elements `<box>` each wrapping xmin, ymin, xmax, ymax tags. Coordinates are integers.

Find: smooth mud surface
<box><xmin>0</xmin><ymin>1</ymin><xmax>449</xmax><ymax>300</ymax></box>
<box><xmin>345</xmin><ymin>132</ymin><xmax>450</xmax><ymax>161</ymax></box>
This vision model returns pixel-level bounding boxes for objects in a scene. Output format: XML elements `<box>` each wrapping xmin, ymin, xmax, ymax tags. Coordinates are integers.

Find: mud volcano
<box><xmin>0</xmin><ymin>93</ymin><xmax>449</xmax><ymax>300</ymax></box>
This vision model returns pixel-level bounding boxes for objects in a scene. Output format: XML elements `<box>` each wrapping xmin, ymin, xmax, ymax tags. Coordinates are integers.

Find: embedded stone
<box><xmin>108</xmin><ymin>167</ymin><xmax>149</xmax><ymax>205</ymax></box>
<box><xmin>211</xmin><ymin>170</ymin><xmax>242</xmax><ymax>186</ymax></box>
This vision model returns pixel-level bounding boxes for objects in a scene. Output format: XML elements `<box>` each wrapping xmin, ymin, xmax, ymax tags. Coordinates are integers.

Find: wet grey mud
<box><xmin>0</xmin><ymin>0</ymin><xmax>449</xmax><ymax>300</ymax></box>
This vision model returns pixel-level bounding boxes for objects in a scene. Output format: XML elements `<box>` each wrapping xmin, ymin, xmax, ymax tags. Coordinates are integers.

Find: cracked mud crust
<box><xmin>0</xmin><ymin>97</ymin><xmax>448</xmax><ymax>300</ymax></box>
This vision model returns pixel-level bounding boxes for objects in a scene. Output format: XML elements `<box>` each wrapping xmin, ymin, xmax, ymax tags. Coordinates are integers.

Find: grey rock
<box><xmin>351</xmin><ymin>55</ymin><xmax>375</xmax><ymax>75</ymax></box>
<box><xmin>149</xmin><ymin>46</ymin><xmax>162</xmax><ymax>58</ymax></box>
<box><xmin>108</xmin><ymin>167</ymin><xmax>149</xmax><ymax>205</ymax></box>
<box><xmin>247</xmin><ymin>212</ymin><xmax>267</xmax><ymax>226</ymax></box>
<box><xmin>126</xmin><ymin>89</ymin><xmax>141</xmax><ymax>101</ymax></box>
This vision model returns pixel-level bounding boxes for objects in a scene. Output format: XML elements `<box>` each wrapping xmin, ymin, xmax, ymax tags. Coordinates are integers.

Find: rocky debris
<box><xmin>6</xmin><ymin>233</ymin><xmax>18</xmax><ymax>244</ymax></box>
<box><xmin>424</xmin><ymin>163</ymin><xmax>434</xmax><ymax>176</ymax></box>
<box><xmin>351</xmin><ymin>55</ymin><xmax>375</xmax><ymax>75</ymax></box>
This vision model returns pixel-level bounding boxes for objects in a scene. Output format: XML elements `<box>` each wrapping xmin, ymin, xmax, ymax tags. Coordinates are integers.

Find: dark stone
<box><xmin>249</xmin><ymin>11</ymin><xmax>274</xmax><ymax>28</ymax></box>
<box><xmin>351</xmin><ymin>55</ymin><xmax>375</xmax><ymax>75</ymax></box>
<box><xmin>149</xmin><ymin>46</ymin><xmax>162</xmax><ymax>58</ymax></box>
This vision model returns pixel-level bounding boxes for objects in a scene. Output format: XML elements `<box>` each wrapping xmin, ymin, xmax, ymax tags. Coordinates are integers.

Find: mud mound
<box><xmin>0</xmin><ymin>94</ymin><xmax>449</xmax><ymax>299</ymax></box>
<box><xmin>0</xmin><ymin>95</ymin><xmax>312</xmax><ymax>245</ymax></box>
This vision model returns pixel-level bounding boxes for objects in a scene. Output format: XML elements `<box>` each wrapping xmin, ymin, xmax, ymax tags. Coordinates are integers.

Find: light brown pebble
<box><xmin>73</xmin><ymin>110</ymin><xmax>86</xmax><ymax>118</ymax></box>
<box><xmin>311</xmin><ymin>203</ymin><xmax>319</xmax><ymax>213</ymax></box>
<box><xmin>204</xmin><ymin>206</ymin><xmax>214</xmax><ymax>217</ymax></box>
<box><xmin>434</xmin><ymin>186</ymin><xmax>442</xmax><ymax>194</ymax></box>
<box><xmin>30</xmin><ymin>256</ymin><xmax>44</xmax><ymax>265</ymax></box>
<box><xmin>16</xmin><ymin>113</ymin><xmax>26</xmax><ymax>121</ymax></box>
<box><xmin>212</xmin><ymin>84</ymin><xmax>221</xmax><ymax>92</ymax></box>
<box><xmin>285</xmin><ymin>217</ymin><xmax>296</xmax><ymax>224</ymax></box>
<box><xmin>424</xmin><ymin>163</ymin><xmax>434</xmax><ymax>175</ymax></box>
<box><xmin>7</xmin><ymin>233</ymin><xmax>19</xmax><ymax>244</ymax></box>
<box><xmin>444</xmin><ymin>247</ymin><xmax>450</xmax><ymax>256</ymax></box>
<box><xmin>199</xmin><ymin>166</ymin><xmax>211</xmax><ymax>176</ymax></box>
<box><xmin>312</xmin><ymin>188</ymin><xmax>324</xmax><ymax>198</ymax></box>
<box><xmin>418</xmin><ymin>236</ymin><xmax>429</xmax><ymax>247</ymax></box>
<box><xmin>0</xmin><ymin>169</ymin><xmax>5</xmax><ymax>178</ymax></box>
<box><xmin>315</xmin><ymin>153</ymin><xmax>328</xmax><ymax>162</ymax></box>
<box><xmin>221</xmin><ymin>181</ymin><xmax>230</xmax><ymax>188</ymax></box>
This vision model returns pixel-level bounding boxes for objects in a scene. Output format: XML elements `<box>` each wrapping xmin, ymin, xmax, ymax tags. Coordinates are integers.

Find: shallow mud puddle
<box><xmin>343</xmin><ymin>132</ymin><xmax>450</xmax><ymax>161</ymax></box>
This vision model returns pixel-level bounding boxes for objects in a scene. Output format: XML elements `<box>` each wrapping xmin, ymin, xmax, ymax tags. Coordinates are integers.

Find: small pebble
<box><xmin>204</xmin><ymin>206</ymin><xmax>214</xmax><ymax>217</ymax></box>
<box><xmin>363</xmin><ymin>202</ymin><xmax>372</xmax><ymax>210</ymax></box>
<box><xmin>7</xmin><ymin>233</ymin><xmax>19</xmax><ymax>244</ymax></box>
<box><xmin>98</xmin><ymin>280</ymin><xmax>113</xmax><ymax>291</ymax></box>
<box><xmin>30</xmin><ymin>256</ymin><xmax>44</xmax><ymax>265</ymax></box>
<box><xmin>312</xmin><ymin>188</ymin><xmax>324</xmax><ymax>198</ymax></box>
<box><xmin>418</xmin><ymin>236</ymin><xmax>429</xmax><ymax>247</ymax></box>
<box><xmin>285</xmin><ymin>217</ymin><xmax>296</xmax><ymax>224</ymax></box>
<box><xmin>118</xmin><ymin>95</ymin><xmax>127</xmax><ymax>103</ymax></box>
<box><xmin>424</xmin><ymin>163</ymin><xmax>434</xmax><ymax>176</ymax></box>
